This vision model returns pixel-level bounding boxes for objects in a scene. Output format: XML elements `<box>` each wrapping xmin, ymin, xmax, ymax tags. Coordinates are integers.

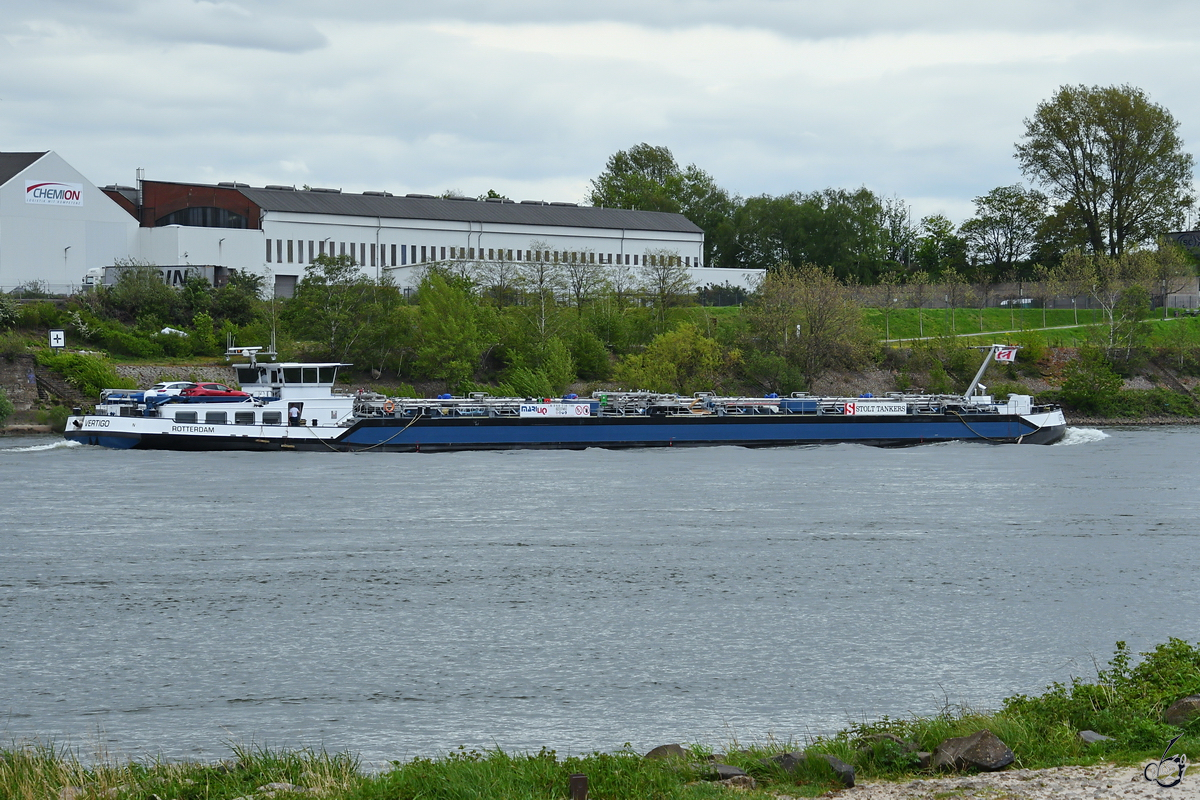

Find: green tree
<box><xmin>613</xmin><ymin>323</ymin><xmax>736</xmax><ymax>394</ymax></box>
<box><xmin>914</xmin><ymin>214</ymin><xmax>968</xmax><ymax>276</ymax></box>
<box><xmin>586</xmin><ymin>143</ymin><xmax>739</xmax><ymax>267</ymax></box>
<box><xmin>101</xmin><ymin>261</ymin><xmax>178</xmax><ymax>324</ymax></box>
<box><xmin>414</xmin><ymin>272</ymin><xmax>484</xmax><ymax>387</ymax></box>
<box><xmin>730</xmin><ymin>189</ymin><xmax>889</xmax><ymax>281</ymax></box>
<box><xmin>213</xmin><ymin>269</ymin><xmax>266</xmax><ymax>326</ymax></box>
<box><xmin>285</xmin><ymin>254</ymin><xmax>373</xmax><ymax>361</ymax></box>
<box><xmin>1016</xmin><ymin>84</ymin><xmax>1195</xmax><ymax>257</ymax></box>
<box><xmin>960</xmin><ymin>185</ymin><xmax>1049</xmax><ymax>278</ymax></box>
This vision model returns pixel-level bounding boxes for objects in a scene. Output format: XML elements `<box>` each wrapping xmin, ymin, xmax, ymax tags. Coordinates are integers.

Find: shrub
<box><xmin>1060</xmin><ymin>348</ymin><xmax>1123</xmax><ymax>414</ymax></box>
<box><xmin>0</xmin><ymin>386</ymin><xmax>13</xmax><ymax>425</ymax></box>
<box><xmin>0</xmin><ymin>294</ymin><xmax>18</xmax><ymax>329</ymax></box>
<box><xmin>35</xmin><ymin>350</ymin><xmax>135</xmax><ymax>397</ymax></box>
<box><xmin>18</xmin><ymin>300</ymin><xmax>63</xmax><ymax>329</ymax></box>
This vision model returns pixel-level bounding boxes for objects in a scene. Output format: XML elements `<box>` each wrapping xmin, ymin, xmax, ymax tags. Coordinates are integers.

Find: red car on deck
<box><xmin>181</xmin><ymin>382</ymin><xmax>249</xmax><ymax>398</ymax></box>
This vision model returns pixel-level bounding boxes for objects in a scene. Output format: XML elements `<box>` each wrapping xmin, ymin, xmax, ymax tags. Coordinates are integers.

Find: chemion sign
<box><xmin>26</xmin><ymin>181</ymin><xmax>83</xmax><ymax>207</ymax></box>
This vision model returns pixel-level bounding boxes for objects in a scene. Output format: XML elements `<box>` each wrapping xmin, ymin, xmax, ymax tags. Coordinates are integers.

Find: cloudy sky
<box><xmin>2</xmin><ymin>1</ymin><xmax>1197</xmax><ymax>224</ymax></box>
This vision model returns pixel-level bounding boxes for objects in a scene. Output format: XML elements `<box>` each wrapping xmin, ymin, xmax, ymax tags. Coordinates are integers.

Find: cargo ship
<box><xmin>64</xmin><ymin>344</ymin><xmax>1066</xmax><ymax>451</ymax></box>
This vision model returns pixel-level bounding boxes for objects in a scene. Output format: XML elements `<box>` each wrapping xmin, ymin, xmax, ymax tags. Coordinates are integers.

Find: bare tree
<box><xmin>638</xmin><ymin>248</ymin><xmax>694</xmax><ymax>329</ymax></box>
<box><xmin>517</xmin><ymin>240</ymin><xmax>566</xmax><ymax>341</ymax></box>
<box><xmin>744</xmin><ymin>264</ymin><xmax>871</xmax><ymax>385</ymax></box>
<box><xmin>562</xmin><ymin>249</ymin><xmax>609</xmax><ymax>314</ymax></box>
<box><xmin>942</xmin><ymin>267</ymin><xmax>969</xmax><ymax>335</ymax></box>
<box><xmin>906</xmin><ymin>270</ymin><xmax>930</xmax><ymax>339</ymax></box>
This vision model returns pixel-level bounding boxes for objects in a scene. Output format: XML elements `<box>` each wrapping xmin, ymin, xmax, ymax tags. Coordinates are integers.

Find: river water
<box><xmin>1</xmin><ymin>428</ymin><xmax>1197</xmax><ymax>765</ymax></box>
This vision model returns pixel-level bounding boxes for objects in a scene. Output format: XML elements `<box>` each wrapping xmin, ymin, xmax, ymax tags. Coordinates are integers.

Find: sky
<box><xmin>2</xmin><ymin>0</ymin><xmax>1197</xmax><ymax>226</ymax></box>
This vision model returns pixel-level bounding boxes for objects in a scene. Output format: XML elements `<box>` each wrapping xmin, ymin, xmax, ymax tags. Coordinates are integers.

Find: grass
<box><xmin>4</xmin><ymin>640</ymin><xmax>1199</xmax><ymax>800</ymax></box>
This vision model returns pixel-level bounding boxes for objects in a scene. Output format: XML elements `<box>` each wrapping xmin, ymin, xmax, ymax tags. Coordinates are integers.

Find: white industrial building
<box><xmin>0</xmin><ymin>152</ymin><xmax>139</xmax><ymax>293</ymax></box>
<box><xmin>1</xmin><ymin>151</ymin><xmax>762</xmax><ymax>296</ymax></box>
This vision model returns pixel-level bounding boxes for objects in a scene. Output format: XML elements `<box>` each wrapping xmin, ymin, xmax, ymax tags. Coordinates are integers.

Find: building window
<box><xmin>308</xmin><ymin>241</ymin><xmax>314</xmax><ymax>262</ymax></box>
<box><xmin>391</xmin><ymin>244</ymin><xmax>397</xmax><ymax>266</ymax></box>
<box><xmin>266</xmin><ymin>239</ymin><xmax>272</xmax><ymax>262</ymax></box>
<box><xmin>287</xmin><ymin>240</ymin><xmax>294</xmax><ymax>263</ymax></box>
<box><xmin>469</xmin><ymin>248</ymin><xmax>475</xmax><ymax>259</ymax></box>
<box><xmin>370</xmin><ymin>244</ymin><xmax>376</xmax><ymax>267</ymax></box>
<box><xmin>360</xmin><ymin>243</ymin><xmax>366</xmax><ymax>264</ymax></box>
<box><xmin>440</xmin><ymin>246</ymin><xmax>446</xmax><ymax>260</ymax></box>
<box><xmin>155</xmin><ymin>207</ymin><xmax>247</xmax><ymax>229</ymax></box>
<box><xmin>339</xmin><ymin>242</ymin><xmax>346</xmax><ymax>257</ymax></box>
<box><xmin>421</xmin><ymin>246</ymin><xmax>427</xmax><ymax>262</ymax></box>
<box><xmin>276</xmin><ymin>240</ymin><xmax>283</xmax><ymax>262</ymax></box>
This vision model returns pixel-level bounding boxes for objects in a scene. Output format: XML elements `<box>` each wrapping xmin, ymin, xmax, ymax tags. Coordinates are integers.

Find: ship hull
<box><xmin>65</xmin><ymin>410</ymin><xmax>1067</xmax><ymax>452</ymax></box>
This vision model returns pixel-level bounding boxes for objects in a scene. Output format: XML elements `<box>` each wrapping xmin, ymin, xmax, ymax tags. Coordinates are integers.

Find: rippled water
<box><xmin>1</xmin><ymin>428</ymin><xmax>1197</xmax><ymax>764</ymax></box>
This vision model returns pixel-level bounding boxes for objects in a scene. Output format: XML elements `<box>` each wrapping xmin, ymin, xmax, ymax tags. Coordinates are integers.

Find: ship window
<box><xmin>283</xmin><ymin>367</ymin><xmax>302</xmax><ymax>383</ymax></box>
<box><xmin>234</xmin><ymin>411</ymin><xmax>255</xmax><ymax>425</ymax></box>
<box><xmin>205</xmin><ymin>411</ymin><xmax>227</xmax><ymax>425</ymax></box>
<box><xmin>176</xmin><ymin>411</ymin><xmax>197</xmax><ymax>424</ymax></box>
<box><xmin>263</xmin><ymin>411</ymin><xmax>282</xmax><ymax>425</ymax></box>
<box><xmin>302</xmin><ymin>367</ymin><xmax>318</xmax><ymax>383</ymax></box>
<box><xmin>319</xmin><ymin>366</ymin><xmax>337</xmax><ymax>383</ymax></box>
<box><xmin>235</xmin><ymin>366</ymin><xmax>260</xmax><ymax>384</ymax></box>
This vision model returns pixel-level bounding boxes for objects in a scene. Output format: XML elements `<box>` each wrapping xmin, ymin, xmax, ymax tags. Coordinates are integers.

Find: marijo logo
<box><xmin>25</xmin><ymin>181</ymin><xmax>84</xmax><ymax>207</ymax></box>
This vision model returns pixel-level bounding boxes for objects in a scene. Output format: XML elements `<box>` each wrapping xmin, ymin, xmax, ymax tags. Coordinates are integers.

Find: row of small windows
<box><xmin>175</xmin><ymin>410</ymin><xmax>283</xmax><ymax>425</ymax></box>
<box><xmin>266</xmin><ymin>240</ymin><xmax>695</xmax><ymax>268</ymax></box>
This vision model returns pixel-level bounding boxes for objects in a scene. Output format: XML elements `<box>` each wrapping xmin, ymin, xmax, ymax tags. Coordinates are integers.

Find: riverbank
<box><xmin>849</xmin><ymin>762</ymin><xmax>1193</xmax><ymax>799</ymax></box>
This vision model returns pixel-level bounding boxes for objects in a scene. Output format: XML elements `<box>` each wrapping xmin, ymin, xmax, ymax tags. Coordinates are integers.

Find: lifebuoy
<box><xmin>382</xmin><ymin>399</ymin><xmax>395</xmax><ymax>413</ymax></box>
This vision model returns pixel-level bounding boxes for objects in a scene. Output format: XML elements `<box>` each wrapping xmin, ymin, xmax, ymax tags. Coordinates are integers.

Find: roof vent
<box><xmin>363</xmin><ymin>191</ymin><xmax>394</xmax><ymax>197</ymax></box>
<box><xmin>265</xmin><ymin>184</ymin><xmax>296</xmax><ymax>191</ymax></box>
<box><xmin>484</xmin><ymin>197</ymin><xmax>505</xmax><ymax>203</ymax></box>
<box><xmin>520</xmin><ymin>200</ymin><xmax>545</xmax><ymax>205</ymax></box>
<box><xmin>405</xmin><ymin>193</ymin><xmax>436</xmax><ymax>199</ymax></box>
<box><xmin>446</xmin><ymin>196</ymin><xmax>476</xmax><ymax>201</ymax></box>
<box><xmin>308</xmin><ymin>187</ymin><xmax>341</xmax><ymax>193</ymax></box>
<box><xmin>549</xmin><ymin>201</ymin><xmax>578</xmax><ymax>207</ymax></box>
<box><xmin>217</xmin><ymin>181</ymin><xmax>250</xmax><ymax>188</ymax></box>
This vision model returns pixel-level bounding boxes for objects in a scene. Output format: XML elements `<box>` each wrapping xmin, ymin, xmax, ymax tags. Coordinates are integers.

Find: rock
<box><xmin>1078</xmin><ymin>730</ymin><xmax>1113</xmax><ymax>744</ymax></box>
<box><xmin>645</xmin><ymin>743</ymin><xmax>687</xmax><ymax>760</ymax></box>
<box><xmin>915</xmin><ymin>751</ymin><xmax>932</xmax><ymax>769</ymax></box>
<box><xmin>931</xmin><ymin>729</ymin><xmax>1014</xmax><ymax>772</ymax></box>
<box><xmin>761</xmin><ymin>751</ymin><xmax>855</xmax><ymax>788</ymax></box>
<box><xmin>711</xmin><ymin>763</ymin><xmax>747</xmax><ymax>780</ymax></box>
<box><xmin>1164</xmin><ymin>695</ymin><xmax>1200</xmax><ymax>726</ymax></box>
<box><xmin>717</xmin><ymin>774</ymin><xmax>756</xmax><ymax>790</ymax></box>
<box><xmin>58</xmin><ymin>788</ymin><xmax>85</xmax><ymax>800</ymax></box>
<box><xmin>257</xmin><ymin>782</ymin><xmax>307</xmax><ymax>796</ymax></box>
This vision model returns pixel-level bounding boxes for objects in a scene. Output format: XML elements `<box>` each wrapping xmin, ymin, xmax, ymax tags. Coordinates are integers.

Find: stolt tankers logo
<box><xmin>25</xmin><ymin>181</ymin><xmax>83</xmax><ymax>206</ymax></box>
